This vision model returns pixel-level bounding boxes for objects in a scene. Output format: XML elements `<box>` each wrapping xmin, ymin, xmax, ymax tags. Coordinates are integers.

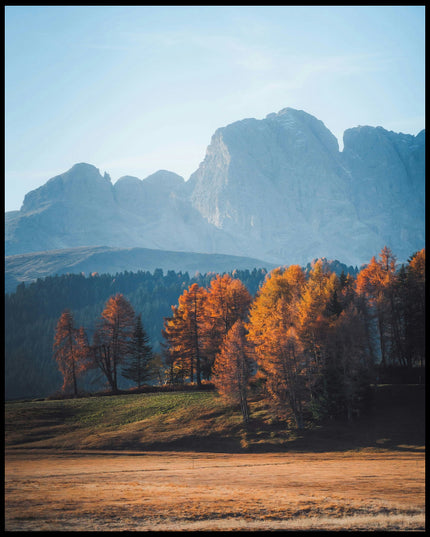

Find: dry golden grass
<box><xmin>5</xmin><ymin>385</ymin><xmax>425</xmax><ymax>530</ymax></box>
<box><xmin>5</xmin><ymin>449</ymin><xmax>425</xmax><ymax>531</ymax></box>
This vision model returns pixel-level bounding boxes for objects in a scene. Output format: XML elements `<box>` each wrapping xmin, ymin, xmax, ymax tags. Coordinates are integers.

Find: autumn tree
<box><xmin>203</xmin><ymin>274</ymin><xmax>252</xmax><ymax>377</ymax></box>
<box><xmin>297</xmin><ymin>261</ymin><xmax>373</xmax><ymax>420</ymax></box>
<box><xmin>162</xmin><ymin>305</ymin><xmax>188</xmax><ymax>384</ymax></box>
<box><xmin>393</xmin><ymin>249</ymin><xmax>425</xmax><ymax>372</ymax></box>
<box><xmin>91</xmin><ymin>293</ymin><xmax>135</xmax><ymax>393</ymax></box>
<box><xmin>356</xmin><ymin>254</ymin><xmax>388</xmax><ymax>367</ymax></box>
<box><xmin>121</xmin><ymin>314</ymin><xmax>153</xmax><ymax>388</ymax></box>
<box><xmin>405</xmin><ymin>249</ymin><xmax>425</xmax><ymax>368</ymax></box>
<box><xmin>53</xmin><ymin>309</ymin><xmax>89</xmax><ymax>396</ymax></box>
<box><xmin>297</xmin><ymin>261</ymin><xmax>339</xmax><ymax>370</ymax></box>
<box><xmin>212</xmin><ymin>320</ymin><xmax>254</xmax><ymax>423</ymax></box>
<box><xmin>319</xmin><ymin>303</ymin><xmax>373</xmax><ymax>420</ymax></box>
<box><xmin>247</xmin><ymin>265</ymin><xmax>308</xmax><ymax>428</ymax></box>
<box><xmin>356</xmin><ymin>246</ymin><xmax>402</xmax><ymax>371</ymax></box>
<box><xmin>162</xmin><ymin>283</ymin><xmax>207</xmax><ymax>386</ymax></box>
<box><xmin>248</xmin><ymin>261</ymin><xmax>373</xmax><ymax>425</ymax></box>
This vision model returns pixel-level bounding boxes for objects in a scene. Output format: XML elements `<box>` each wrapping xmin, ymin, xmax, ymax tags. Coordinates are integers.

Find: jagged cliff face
<box><xmin>188</xmin><ymin>108</ymin><xmax>425</xmax><ymax>264</ymax></box>
<box><xmin>341</xmin><ymin>126</ymin><xmax>425</xmax><ymax>260</ymax></box>
<box><xmin>189</xmin><ymin>109</ymin><xmax>358</xmax><ymax>262</ymax></box>
<box><xmin>5</xmin><ymin>108</ymin><xmax>425</xmax><ymax>266</ymax></box>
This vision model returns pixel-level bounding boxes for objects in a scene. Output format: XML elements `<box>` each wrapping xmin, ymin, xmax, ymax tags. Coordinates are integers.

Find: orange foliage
<box><xmin>408</xmin><ymin>248</ymin><xmax>425</xmax><ymax>281</ymax></box>
<box><xmin>203</xmin><ymin>274</ymin><xmax>252</xmax><ymax>372</ymax></box>
<box><xmin>162</xmin><ymin>283</ymin><xmax>207</xmax><ymax>385</ymax></box>
<box><xmin>212</xmin><ymin>319</ymin><xmax>254</xmax><ymax>422</ymax></box>
<box><xmin>247</xmin><ymin>266</ymin><xmax>308</xmax><ymax>427</ymax></box>
<box><xmin>355</xmin><ymin>247</ymin><xmax>398</xmax><ymax>367</ymax></box>
<box><xmin>53</xmin><ymin>310</ymin><xmax>89</xmax><ymax>396</ymax></box>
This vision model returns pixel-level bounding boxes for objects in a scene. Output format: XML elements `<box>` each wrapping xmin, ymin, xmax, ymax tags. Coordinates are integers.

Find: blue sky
<box><xmin>5</xmin><ymin>5</ymin><xmax>425</xmax><ymax>212</ymax></box>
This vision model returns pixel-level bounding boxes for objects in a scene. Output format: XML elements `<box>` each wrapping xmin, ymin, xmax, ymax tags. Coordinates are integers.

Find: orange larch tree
<box><xmin>297</xmin><ymin>261</ymin><xmax>373</xmax><ymax>420</ymax></box>
<box><xmin>53</xmin><ymin>309</ymin><xmax>89</xmax><ymax>396</ymax></box>
<box><xmin>162</xmin><ymin>304</ymin><xmax>188</xmax><ymax>384</ymax></box>
<box><xmin>91</xmin><ymin>293</ymin><xmax>135</xmax><ymax>393</ymax></box>
<box><xmin>356</xmin><ymin>246</ymin><xmax>398</xmax><ymax>368</ymax></box>
<box><xmin>247</xmin><ymin>265</ymin><xmax>308</xmax><ymax>428</ymax></box>
<box><xmin>212</xmin><ymin>319</ymin><xmax>254</xmax><ymax>423</ymax></box>
<box><xmin>297</xmin><ymin>261</ymin><xmax>339</xmax><ymax>369</ymax></box>
<box><xmin>203</xmin><ymin>274</ymin><xmax>252</xmax><ymax>377</ymax></box>
<box><xmin>162</xmin><ymin>283</ymin><xmax>207</xmax><ymax>385</ymax></box>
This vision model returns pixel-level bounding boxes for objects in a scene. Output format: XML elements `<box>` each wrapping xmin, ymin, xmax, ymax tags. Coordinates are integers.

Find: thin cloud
<box><xmin>95</xmin><ymin>29</ymin><xmax>276</xmax><ymax>72</ymax></box>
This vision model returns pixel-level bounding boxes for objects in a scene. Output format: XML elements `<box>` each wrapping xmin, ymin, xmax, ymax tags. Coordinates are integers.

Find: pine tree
<box><xmin>122</xmin><ymin>314</ymin><xmax>153</xmax><ymax>387</ymax></box>
<box><xmin>321</xmin><ymin>303</ymin><xmax>372</xmax><ymax>420</ymax></box>
<box><xmin>395</xmin><ymin>249</ymin><xmax>425</xmax><ymax>372</ymax></box>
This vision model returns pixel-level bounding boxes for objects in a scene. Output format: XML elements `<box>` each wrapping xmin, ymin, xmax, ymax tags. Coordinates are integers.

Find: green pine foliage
<box><xmin>121</xmin><ymin>314</ymin><xmax>154</xmax><ymax>387</ymax></box>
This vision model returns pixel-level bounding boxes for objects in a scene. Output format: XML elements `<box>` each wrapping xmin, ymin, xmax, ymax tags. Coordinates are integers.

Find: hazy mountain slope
<box><xmin>341</xmin><ymin>126</ymin><xmax>425</xmax><ymax>262</ymax></box>
<box><xmin>5</xmin><ymin>246</ymin><xmax>276</xmax><ymax>294</ymax></box>
<box><xmin>5</xmin><ymin>164</ymin><xmax>237</xmax><ymax>257</ymax></box>
<box><xmin>6</xmin><ymin>164</ymin><xmax>119</xmax><ymax>254</ymax></box>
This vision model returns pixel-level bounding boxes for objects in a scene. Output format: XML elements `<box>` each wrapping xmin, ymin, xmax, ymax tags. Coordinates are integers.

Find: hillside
<box><xmin>4</xmin><ymin>384</ymin><xmax>425</xmax><ymax>453</ymax></box>
<box><xmin>5</xmin><ymin>245</ymin><xmax>275</xmax><ymax>294</ymax></box>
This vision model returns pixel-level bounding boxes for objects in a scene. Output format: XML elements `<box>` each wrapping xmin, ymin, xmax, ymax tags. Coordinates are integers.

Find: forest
<box><xmin>5</xmin><ymin>247</ymin><xmax>425</xmax><ymax>429</ymax></box>
<box><xmin>5</xmin><ymin>267</ymin><xmax>268</xmax><ymax>399</ymax></box>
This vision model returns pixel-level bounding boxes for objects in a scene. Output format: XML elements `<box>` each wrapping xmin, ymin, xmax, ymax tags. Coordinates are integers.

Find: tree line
<box><xmin>54</xmin><ymin>296</ymin><xmax>154</xmax><ymax>395</ymax></box>
<box><xmin>5</xmin><ymin>267</ymin><xmax>269</xmax><ymax>400</ymax></box>
<box><xmin>51</xmin><ymin>247</ymin><xmax>425</xmax><ymax>428</ymax></box>
<box><xmin>161</xmin><ymin>247</ymin><xmax>424</xmax><ymax>426</ymax></box>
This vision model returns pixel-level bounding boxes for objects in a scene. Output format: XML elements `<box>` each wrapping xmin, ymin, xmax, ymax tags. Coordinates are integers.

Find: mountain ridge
<box><xmin>5</xmin><ymin>107</ymin><xmax>425</xmax><ymax>269</ymax></box>
<box><xmin>5</xmin><ymin>245</ymin><xmax>278</xmax><ymax>294</ymax></box>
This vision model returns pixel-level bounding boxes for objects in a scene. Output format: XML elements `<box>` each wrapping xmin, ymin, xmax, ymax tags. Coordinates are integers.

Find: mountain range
<box><xmin>5</xmin><ymin>107</ymin><xmax>425</xmax><ymax>285</ymax></box>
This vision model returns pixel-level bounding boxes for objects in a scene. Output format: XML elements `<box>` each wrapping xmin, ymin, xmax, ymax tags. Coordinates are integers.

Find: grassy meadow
<box><xmin>5</xmin><ymin>384</ymin><xmax>425</xmax><ymax>531</ymax></box>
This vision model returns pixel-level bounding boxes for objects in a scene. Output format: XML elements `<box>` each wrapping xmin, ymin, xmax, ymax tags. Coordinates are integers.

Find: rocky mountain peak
<box><xmin>5</xmin><ymin>107</ymin><xmax>425</xmax><ymax>266</ymax></box>
<box><xmin>21</xmin><ymin>162</ymin><xmax>113</xmax><ymax>213</ymax></box>
<box><xmin>115</xmin><ymin>175</ymin><xmax>142</xmax><ymax>184</ymax></box>
<box><xmin>266</xmin><ymin>107</ymin><xmax>340</xmax><ymax>153</ymax></box>
<box><xmin>143</xmin><ymin>170</ymin><xmax>185</xmax><ymax>190</ymax></box>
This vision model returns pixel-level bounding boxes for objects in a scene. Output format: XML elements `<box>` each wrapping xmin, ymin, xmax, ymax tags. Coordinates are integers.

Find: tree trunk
<box><xmin>72</xmin><ymin>360</ymin><xmax>78</xmax><ymax>397</ymax></box>
<box><xmin>240</xmin><ymin>393</ymin><xmax>249</xmax><ymax>424</ymax></box>
<box><xmin>378</xmin><ymin>314</ymin><xmax>386</xmax><ymax>368</ymax></box>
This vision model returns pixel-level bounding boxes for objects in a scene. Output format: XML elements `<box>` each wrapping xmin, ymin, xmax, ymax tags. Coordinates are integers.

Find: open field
<box><xmin>5</xmin><ymin>449</ymin><xmax>425</xmax><ymax>531</ymax></box>
<box><xmin>5</xmin><ymin>384</ymin><xmax>425</xmax><ymax>530</ymax></box>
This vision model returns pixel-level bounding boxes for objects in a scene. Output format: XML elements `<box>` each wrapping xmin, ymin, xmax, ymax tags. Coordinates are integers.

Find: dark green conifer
<box><xmin>122</xmin><ymin>314</ymin><xmax>153</xmax><ymax>387</ymax></box>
